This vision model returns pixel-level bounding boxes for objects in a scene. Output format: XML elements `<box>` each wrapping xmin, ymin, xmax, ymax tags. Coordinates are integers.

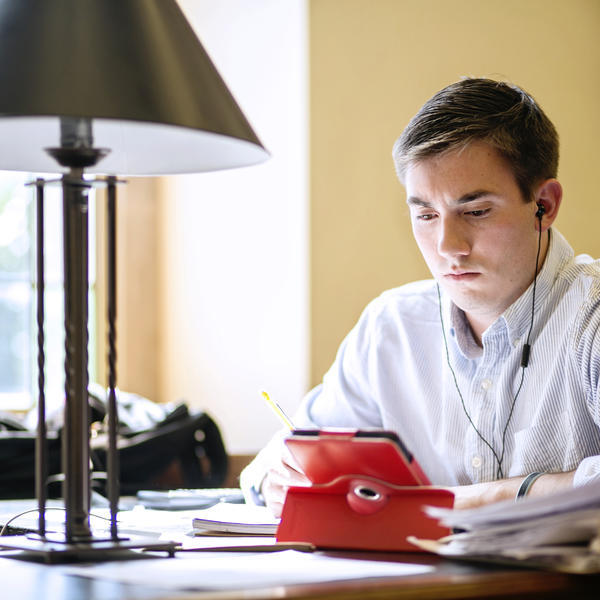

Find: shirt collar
<box><xmin>502</xmin><ymin>228</ymin><xmax>573</xmax><ymax>342</ymax></box>
<box><xmin>440</xmin><ymin>288</ymin><xmax>482</xmax><ymax>359</ymax></box>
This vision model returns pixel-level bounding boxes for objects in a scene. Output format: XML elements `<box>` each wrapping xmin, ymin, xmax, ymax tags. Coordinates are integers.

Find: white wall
<box><xmin>159</xmin><ymin>1</ymin><xmax>309</xmax><ymax>453</ymax></box>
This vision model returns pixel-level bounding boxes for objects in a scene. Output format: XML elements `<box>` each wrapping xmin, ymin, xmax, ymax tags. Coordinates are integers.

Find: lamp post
<box><xmin>0</xmin><ymin>0</ymin><xmax>268</xmax><ymax>560</ymax></box>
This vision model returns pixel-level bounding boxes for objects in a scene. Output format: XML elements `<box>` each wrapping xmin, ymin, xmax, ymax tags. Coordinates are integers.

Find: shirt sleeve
<box><xmin>573</xmin><ymin>285</ymin><xmax>600</xmax><ymax>486</ymax></box>
<box><xmin>239</xmin><ymin>428</ymin><xmax>288</xmax><ymax>505</ymax></box>
<box><xmin>240</xmin><ymin>299</ymin><xmax>389</xmax><ymax>502</ymax></box>
<box><xmin>293</xmin><ymin>301</ymin><xmax>386</xmax><ymax>429</ymax></box>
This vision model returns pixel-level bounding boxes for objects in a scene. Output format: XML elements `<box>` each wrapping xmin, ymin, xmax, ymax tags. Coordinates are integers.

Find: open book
<box><xmin>191</xmin><ymin>503</ymin><xmax>279</xmax><ymax>535</ymax></box>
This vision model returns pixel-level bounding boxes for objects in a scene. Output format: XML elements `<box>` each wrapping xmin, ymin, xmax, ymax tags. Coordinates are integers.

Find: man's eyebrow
<box><xmin>406</xmin><ymin>190</ymin><xmax>493</xmax><ymax>207</ymax></box>
<box><xmin>406</xmin><ymin>196</ymin><xmax>430</xmax><ymax>208</ymax></box>
<box><xmin>456</xmin><ymin>190</ymin><xmax>493</xmax><ymax>204</ymax></box>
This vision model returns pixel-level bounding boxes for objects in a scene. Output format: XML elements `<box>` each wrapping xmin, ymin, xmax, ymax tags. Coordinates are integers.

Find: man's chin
<box><xmin>437</xmin><ymin>281</ymin><xmax>487</xmax><ymax>312</ymax></box>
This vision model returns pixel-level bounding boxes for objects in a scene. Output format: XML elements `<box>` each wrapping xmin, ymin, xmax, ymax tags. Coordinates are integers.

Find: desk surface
<box><xmin>0</xmin><ymin>549</ymin><xmax>598</xmax><ymax>600</ymax></box>
<box><xmin>1</xmin><ymin>498</ymin><xmax>598</xmax><ymax>599</ymax></box>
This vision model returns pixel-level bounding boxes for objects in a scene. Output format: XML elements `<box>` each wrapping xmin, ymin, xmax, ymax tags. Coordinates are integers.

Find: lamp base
<box><xmin>0</xmin><ymin>533</ymin><xmax>178</xmax><ymax>563</ymax></box>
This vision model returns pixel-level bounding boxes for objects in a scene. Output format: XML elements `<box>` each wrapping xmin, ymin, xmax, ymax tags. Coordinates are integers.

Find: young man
<box><xmin>241</xmin><ymin>78</ymin><xmax>600</xmax><ymax>515</ymax></box>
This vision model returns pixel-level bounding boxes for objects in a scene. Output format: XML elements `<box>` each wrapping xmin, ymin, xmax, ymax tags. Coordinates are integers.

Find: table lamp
<box><xmin>0</xmin><ymin>0</ymin><xmax>268</xmax><ymax>560</ymax></box>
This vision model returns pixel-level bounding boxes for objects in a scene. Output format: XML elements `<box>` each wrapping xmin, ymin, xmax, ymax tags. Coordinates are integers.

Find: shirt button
<box><xmin>472</xmin><ymin>456</ymin><xmax>482</xmax><ymax>468</ymax></box>
<box><xmin>481</xmin><ymin>379</ymin><xmax>492</xmax><ymax>390</ymax></box>
<box><xmin>513</xmin><ymin>338</ymin><xmax>520</xmax><ymax>347</ymax></box>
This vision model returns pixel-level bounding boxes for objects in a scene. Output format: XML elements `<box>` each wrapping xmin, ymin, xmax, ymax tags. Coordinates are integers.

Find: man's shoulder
<box><xmin>365</xmin><ymin>279</ymin><xmax>440</xmax><ymax>322</ymax></box>
<box><xmin>573</xmin><ymin>254</ymin><xmax>600</xmax><ymax>279</ymax></box>
<box><xmin>558</xmin><ymin>251</ymin><xmax>600</xmax><ymax>298</ymax></box>
<box><xmin>550</xmin><ymin>246</ymin><xmax>600</xmax><ymax>337</ymax></box>
<box><xmin>377</xmin><ymin>278</ymin><xmax>438</xmax><ymax>300</ymax></box>
<box><xmin>552</xmin><ymin>230</ymin><xmax>600</xmax><ymax>284</ymax></box>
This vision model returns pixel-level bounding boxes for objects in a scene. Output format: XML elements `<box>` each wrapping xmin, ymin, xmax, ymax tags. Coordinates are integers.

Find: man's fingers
<box><xmin>262</xmin><ymin>462</ymin><xmax>310</xmax><ymax>517</ymax></box>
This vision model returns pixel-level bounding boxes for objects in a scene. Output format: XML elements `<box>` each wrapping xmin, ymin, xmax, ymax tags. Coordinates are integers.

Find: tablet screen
<box><xmin>285</xmin><ymin>429</ymin><xmax>430</xmax><ymax>486</ymax></box>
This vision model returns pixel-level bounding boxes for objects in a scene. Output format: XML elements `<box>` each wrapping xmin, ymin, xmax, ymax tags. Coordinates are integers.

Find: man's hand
<box><xmin>449</xmin><ymin>470</ymin><xmax>576</xmax><ymax>510</ymax></box>
<box><xmin>262</xmin><ymin>453</ymin><xmax>310</xmax><ymax>517</ymax></box>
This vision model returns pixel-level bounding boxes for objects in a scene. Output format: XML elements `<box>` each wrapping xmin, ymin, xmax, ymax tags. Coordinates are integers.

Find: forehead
<box><xmin>404</xmin><ymin>141</ymin><xmax>521</xmax><ymax>202</ymax></box>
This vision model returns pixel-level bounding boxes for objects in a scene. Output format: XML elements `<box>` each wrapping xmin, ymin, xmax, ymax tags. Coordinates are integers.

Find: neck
<box><xmin>465</xmin><ymin>229</ymin><xmax>551</xmax><ymax>347</ymax></box>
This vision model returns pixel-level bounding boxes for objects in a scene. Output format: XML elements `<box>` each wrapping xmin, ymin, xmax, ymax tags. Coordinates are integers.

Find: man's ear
<box><xmin>533</xmin><ymin>179</ymin><xmax>562</xmax><ymax>231</ymax></box>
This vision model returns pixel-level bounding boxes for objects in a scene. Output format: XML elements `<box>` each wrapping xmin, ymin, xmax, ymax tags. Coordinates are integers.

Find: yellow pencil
<box><xmin>261</xmin><ymin>391</ymin><xmax>295</xmax><ymax>430</ymax></box>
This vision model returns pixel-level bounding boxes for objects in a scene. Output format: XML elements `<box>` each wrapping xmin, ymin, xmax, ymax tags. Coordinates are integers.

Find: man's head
<box><xmin>397</xmin><ymin>79</ymin><xmax>563</xmax><ymax>341</ymax></box>
<box><xmin>392</xmin><ymin>78</ymin><xmax>559</xmax><ymax>203</ymax></box>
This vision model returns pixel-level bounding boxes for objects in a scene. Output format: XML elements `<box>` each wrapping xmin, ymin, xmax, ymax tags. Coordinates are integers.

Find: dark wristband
<box><xmin>515</xmin><ymin>471</ymin><xmax>544</xmax><ymax>501</ymax></box>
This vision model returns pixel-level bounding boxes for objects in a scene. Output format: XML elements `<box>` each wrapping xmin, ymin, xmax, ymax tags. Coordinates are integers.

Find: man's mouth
<box><xmin>444</xmin><ymin>271</ymin><xmax>480</xmax><ymax>281</ymax></box>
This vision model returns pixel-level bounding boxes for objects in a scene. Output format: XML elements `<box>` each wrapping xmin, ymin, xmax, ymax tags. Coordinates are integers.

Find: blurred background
<box><xmin>1</xmin><ymin>0</ymin><xmax>599</xmax><ymax>455</ymax></box>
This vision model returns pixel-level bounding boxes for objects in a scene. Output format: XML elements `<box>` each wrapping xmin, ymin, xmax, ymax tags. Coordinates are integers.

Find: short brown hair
<box><xmin>392</xmin><ymin>78</ymin><xmax>559</xmax><ymax>201</ymax></box>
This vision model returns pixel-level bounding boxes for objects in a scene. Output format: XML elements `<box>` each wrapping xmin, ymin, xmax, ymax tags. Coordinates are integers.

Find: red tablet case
<box><xmin>276</xmin><ymin>429</ymin><xmax>454</xmax><ymax>551</ymax></box>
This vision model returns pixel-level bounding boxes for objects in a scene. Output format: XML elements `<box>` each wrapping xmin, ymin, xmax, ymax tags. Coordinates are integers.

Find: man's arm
<box><xmin>249</xmin><ymin>460</ymin><xmax>579</xmax><ymax>515</ymax></box>
<box><xmin>449</xmin><ymin>470</ymin><xmax>576</xmax><ymax>510</ymax></box>
<box><xmin>239</xmin><ymin>428</ymin><xmax>310</xmax><ymax>517</ymax></box>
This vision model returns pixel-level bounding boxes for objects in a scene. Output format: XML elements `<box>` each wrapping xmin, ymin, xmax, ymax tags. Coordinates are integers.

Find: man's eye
<box><xmin>465</xmin><ymin>208</ymin><xmax>490</xmax><ymax>217</ymax></box>
<box><xmin>416</xmin><ymin>213</ymin><xmax>436</xmax><ymax>221</ymax></box>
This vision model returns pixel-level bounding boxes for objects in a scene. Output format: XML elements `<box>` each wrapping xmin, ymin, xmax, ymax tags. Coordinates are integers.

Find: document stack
<box><xmin>409</xmin><ymin>480</ymin><xmax>600</xmax><ymax>573</ymax></box>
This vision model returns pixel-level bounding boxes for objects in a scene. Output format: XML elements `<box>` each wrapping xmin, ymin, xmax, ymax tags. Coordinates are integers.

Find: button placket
<box><xmin>471</xmin><ymin>455</ymin><xmax>482</xmax><ymax>469</ymax></box>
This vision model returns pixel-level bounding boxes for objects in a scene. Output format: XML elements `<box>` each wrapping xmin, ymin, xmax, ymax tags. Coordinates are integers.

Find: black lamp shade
<box><xmin>0</xmin><ymin>0</ymin><xmax>270</xmax><ymax>556</ymax></box>
<box><xmin>0</xmin><ymin>0</ymin><xmax>268</xmax><ymax>175</ymax></box>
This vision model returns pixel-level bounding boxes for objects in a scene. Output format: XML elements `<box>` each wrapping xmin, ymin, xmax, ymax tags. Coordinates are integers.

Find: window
<box><xmin>0</xmin><ymin>173</ymin><xmax>96</xmax><ymax>413</ymax></box>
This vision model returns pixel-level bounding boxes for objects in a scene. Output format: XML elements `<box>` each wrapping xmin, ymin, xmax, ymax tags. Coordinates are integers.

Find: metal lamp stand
<box><xmin>0</xmin><ymin>118</ymin><xmax>177</xmax><ymax>562</ymax></box>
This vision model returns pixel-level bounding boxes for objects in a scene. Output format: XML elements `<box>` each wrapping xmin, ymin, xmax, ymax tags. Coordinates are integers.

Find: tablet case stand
<box><xmin>276</xmin><ymin>430</ymin><xmax>454</xmax><ymax>552</ymax></box>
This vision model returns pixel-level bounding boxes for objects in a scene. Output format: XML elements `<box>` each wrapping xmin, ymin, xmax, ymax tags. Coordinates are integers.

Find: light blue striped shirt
<box><xmin>293</xmin><ymin>229</ymin><xmax>600</xmax><ymax>487</ymax></box>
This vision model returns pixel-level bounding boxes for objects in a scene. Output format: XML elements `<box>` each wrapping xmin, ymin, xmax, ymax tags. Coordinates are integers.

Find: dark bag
<box><xmin>0</xmin><ymin>397</ymin><xmax>228</xmax><ymax>499</ymax></box>
<box><xmin>0</xmin><ymin>428</ymin><xmax>62</xmax><ymax>499</ymax></box>
<box><xmin>91</xmin><ymin>403</ymin><xmax>229</xmax><ymax>495</ymax></box>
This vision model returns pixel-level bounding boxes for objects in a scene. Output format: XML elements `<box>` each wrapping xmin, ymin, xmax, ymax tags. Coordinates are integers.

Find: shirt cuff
<box><xmin>239</xmin><ymin>428</ymin><xmax>288</xmax><ymax>505</ymax></box>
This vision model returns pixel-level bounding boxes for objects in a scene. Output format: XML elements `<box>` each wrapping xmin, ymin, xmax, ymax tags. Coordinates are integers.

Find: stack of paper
<box><xmin>409</xmin><ymin>480</ymin><xmax>600</xmax><ymax>573</ymax></box>
<box><xmin>191</xmin><ymin>503</ymin><xmax>280</xmax><ymax>535</ymax></box>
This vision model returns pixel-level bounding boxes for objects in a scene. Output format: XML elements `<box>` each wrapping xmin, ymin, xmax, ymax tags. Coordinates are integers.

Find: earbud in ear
<box><xmin>535</xmin><ymin>203</ymin><xmax>545</xmax><ymax>219</ymax></box>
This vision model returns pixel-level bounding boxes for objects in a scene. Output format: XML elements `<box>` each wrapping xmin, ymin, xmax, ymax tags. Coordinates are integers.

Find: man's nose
<box><xmin>437</xmin><ymin>217</ymin><xmax>471</xmax><ymax>258</ymax></box>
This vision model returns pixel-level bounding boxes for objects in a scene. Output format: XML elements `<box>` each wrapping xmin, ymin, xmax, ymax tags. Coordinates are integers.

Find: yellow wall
<box><xmin>309</xmin><ymin>0</ymin><xmax>600</xmax><ymax>384</ymax></box>
<box><xmin>109</xmin><ymin>1</ymin><xmax>600</xmax><ymax>452</ymax></box>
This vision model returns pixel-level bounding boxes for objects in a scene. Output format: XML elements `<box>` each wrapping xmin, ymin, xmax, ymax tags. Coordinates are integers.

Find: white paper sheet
<box><xmin>60</xmin><ymin>550</ymin><xmax>433</xmax><ymax>591</ymax></box>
